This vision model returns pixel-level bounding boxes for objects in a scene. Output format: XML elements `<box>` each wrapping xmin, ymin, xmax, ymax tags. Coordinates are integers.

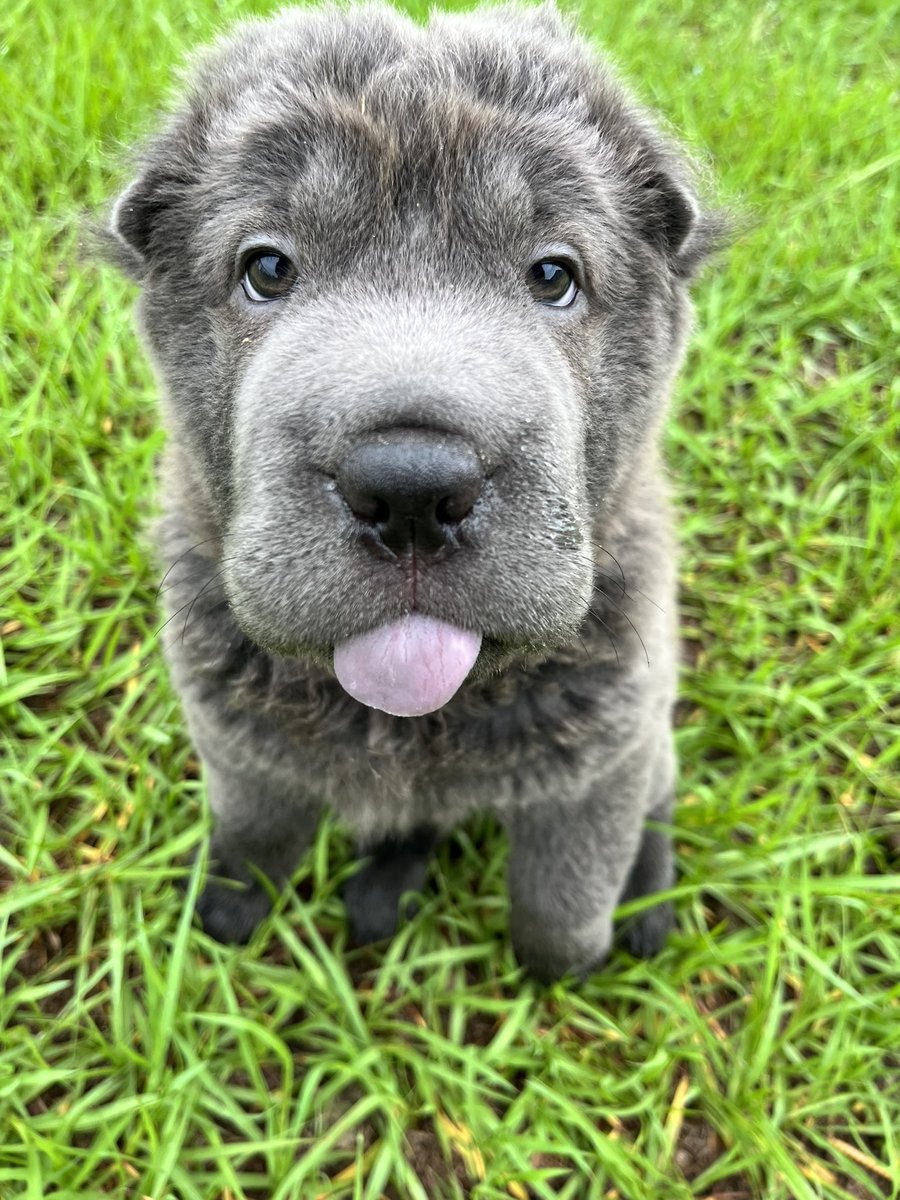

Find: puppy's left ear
<box><xmin>637</xmin><ymin>159</ymin><xmax>726</xmax><ymax>278</ymax></box>
<box><xmin>642</xmin><ymin>169</ymin><xmax>698</xmax><ymax>255</ymax></box>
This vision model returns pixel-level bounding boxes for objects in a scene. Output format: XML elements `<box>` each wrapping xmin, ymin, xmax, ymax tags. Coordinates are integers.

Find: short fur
<box><xmin>107</xmin><ymin>1</ymin><xmax>719</xmax><ymax>981</ymax></box>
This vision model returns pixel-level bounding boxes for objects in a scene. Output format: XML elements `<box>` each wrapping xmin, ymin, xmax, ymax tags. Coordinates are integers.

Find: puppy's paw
<box><xmin>195</xmin><ymin>876</ymin><xmax>271</xmax><ymax>944</ymax></box>
<box><xmin>344</xmin><ymin>859</ymin><xmax>426</xmax><ymax>946</ymax></box>
<box><xmin>511</xmin><ymin>918</ymin><xmax>613</xmax><ymax>984</ymax></box>
<box><xmin>344</xmin><ymin>867</ymin><xmax>405</xmax><ymax>945</ymax></box>
<box><xmin>617</xmin><ymin>898</ymin><xmax>674</xmax><ymax>959</ymax></box>
<box><xmin>344</xmin><ymin>832</ymin><xmax>433</xmax><ymax>946</ymax></box>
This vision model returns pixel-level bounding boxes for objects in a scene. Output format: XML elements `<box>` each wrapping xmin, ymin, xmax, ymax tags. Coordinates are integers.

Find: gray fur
<box><xmin>106</xmin><ymin>1</ymin><xmax>720</xmax><ymax>981</ymax></box>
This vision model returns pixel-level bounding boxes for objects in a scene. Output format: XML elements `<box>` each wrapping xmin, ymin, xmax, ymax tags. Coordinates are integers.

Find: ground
<box><xmin>1</xmin><ymin>0</ymin><xmax>898</xmax><ymax>1197</ymax></box>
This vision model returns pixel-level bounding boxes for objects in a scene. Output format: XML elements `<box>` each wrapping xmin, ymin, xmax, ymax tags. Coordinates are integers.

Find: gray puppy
<box><xmin>107</xmin><ymin>1</ymin><xmax>719</xmax><ymax>981</ymax></box>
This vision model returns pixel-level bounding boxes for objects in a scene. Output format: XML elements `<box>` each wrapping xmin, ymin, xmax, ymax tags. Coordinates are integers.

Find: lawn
<box><xmin>1</xmin><ymin>0</ymin><xmax>898</xmax><ymax>1196</ymax></box>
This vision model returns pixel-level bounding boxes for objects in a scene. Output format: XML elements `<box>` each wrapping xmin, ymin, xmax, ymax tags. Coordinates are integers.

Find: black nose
<box><xmin>336</xmin><ymin>429</ymin><xmax>484</xmax><ymax>556</ymax></box>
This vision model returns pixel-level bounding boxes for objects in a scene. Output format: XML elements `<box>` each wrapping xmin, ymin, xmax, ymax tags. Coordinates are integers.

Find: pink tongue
<box><xmin>333</xmin><ymin>614</ymin><xmax>482</xmax><ymax>717</ymax></box>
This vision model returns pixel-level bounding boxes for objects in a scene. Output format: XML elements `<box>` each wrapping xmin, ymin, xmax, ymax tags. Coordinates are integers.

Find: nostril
<box><xmin>435</xmin><ymin>492</ymin><xmax>476</xmax><ymax>525</ymax></box>
<box><xmin>371</xmin><ymin>497</ymin><xmax>390</xmax><ymax>524</ymax></box>
<box><xmin>335</xmin><ymin>429</ymin><xmax>484</xmax><ymax>556</ymax></box>
<box><xmin>346</xmin><ymin>490</ymin><xmax>390</xmax><ymax>525</ymax></box>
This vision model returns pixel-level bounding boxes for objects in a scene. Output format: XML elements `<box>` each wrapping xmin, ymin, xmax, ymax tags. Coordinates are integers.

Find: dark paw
<box><xmin>344</xmin><ymin>831</ymin><xmax>433</xmax><ymax>946</ymax></box>
<box><xmin>195</xmin><ymin>875</ymin><xmax>272</xmax><ymax>944</ymax></box>
<box><xmin>344</xmin><ymin>867</ymin><xmax>406</xmax><ymax>945</ymax></box>
<box><xmin>617</xmin><ymin>899</ymin><xmax>674</xmax><ymax>958</ymax></box>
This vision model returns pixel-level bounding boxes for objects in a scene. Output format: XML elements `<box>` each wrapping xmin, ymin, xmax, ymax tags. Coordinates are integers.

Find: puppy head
<box><xmin>108</xmin><ymin>2</ymin><xmax>719</xmax><ymax>707</ymax></box>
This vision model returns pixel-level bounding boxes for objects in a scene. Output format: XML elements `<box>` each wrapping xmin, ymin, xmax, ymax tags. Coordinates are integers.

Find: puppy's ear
<box><xmin>113</xmin><ymin>174</ymin><xmax>162</xmax><ymax>260</ymax></box>
<box><xmin>105</xmin><ymin>163</ymin><xmax>190</xmax><ymax>279</ymax></box>
<box><xmin>107</xmin><ymin>175</ymin><xmax>156</xmax><ymax>277</ymax></box>
<box><xmin>642</xmin><ymin>170</ymin><xmax>697</xmax><ymax>255</ymax></box>
<box><xmin>636</xmin><ymin>159</ymin><xmax>727</xmax><ymax>278</ymax></box>
<box><xmin>105</xmin><ymin>95</ymin><xmax>204</xmax><ymax>278</ymax></box>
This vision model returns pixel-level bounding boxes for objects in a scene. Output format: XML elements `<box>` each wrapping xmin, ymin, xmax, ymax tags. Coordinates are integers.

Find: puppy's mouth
<box><xmin>332</xmin><ymin>613</ymin><xmax>482</xmax><ymax>717</ymax></box>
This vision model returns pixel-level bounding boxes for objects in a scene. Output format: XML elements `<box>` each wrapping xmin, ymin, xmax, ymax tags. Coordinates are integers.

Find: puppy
<box><xmin>107</xmin><ymin>1</ymin><xmax>719</xmax><ymax>981</ymax></box>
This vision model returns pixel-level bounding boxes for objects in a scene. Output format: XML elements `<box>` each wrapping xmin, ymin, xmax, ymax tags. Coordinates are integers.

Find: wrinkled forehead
<box><xmin>192</xmin><ymin>84</ymin><xmax>623</xmax><ymax>286</ymax></box>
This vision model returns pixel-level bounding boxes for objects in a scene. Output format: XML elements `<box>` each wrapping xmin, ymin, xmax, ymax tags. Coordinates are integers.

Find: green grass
<box><xmin>1</xmin><ymin>0</ymin><xmax>898</xmax><ymax>1196</ymax></box>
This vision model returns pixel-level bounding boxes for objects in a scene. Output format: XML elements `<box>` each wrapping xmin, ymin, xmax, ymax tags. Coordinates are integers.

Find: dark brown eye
<box><xmin>527</xmin><ymin>260</ymin><xmax>578</xmax><ymax>307</ymax></box>
<box><xmin>242</xmin><ymin>250</ymin><xmax>296</xmax><ymax>301</ymax></box>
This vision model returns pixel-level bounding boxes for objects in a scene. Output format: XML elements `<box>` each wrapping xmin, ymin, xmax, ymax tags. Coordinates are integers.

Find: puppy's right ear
<box><xmin>105</xmin><ymin>104</ymin><xmax>202</xmax><ymax>278</ymax></box>
<box><xmin>105</xmin><ymin>164</ymin><xmax>187</xmax><ymax>280</ymax></box>
<box><xmin>102</xmin><ymin>54</ymin><xmax>214</xmax><ymax>278</ymax></box>
<box><xmin>106</xmin><ymin>177</ymin><xmax>152</xmax><ymax>277</ymax></box>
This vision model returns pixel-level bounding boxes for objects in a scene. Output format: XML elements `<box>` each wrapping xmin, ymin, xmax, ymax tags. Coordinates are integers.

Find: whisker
<box><xmin>572</xmin><ymin>548</ymin><xmax>666</xmax><ymax>615</ymax></box>
<box><xmin>164</xmin><ymin>599</ymin><xmax>232</xmax><ymax>657</ymax></box>
<box><xmin>592</xmin><ymin>590</ymin><xmax>650</xmax><ymax>668</ymax></box>
<box><xmin>593</xmin><ymin>544</ymin><xmax>627</xmax><ymax>594</ymax></box>
<box><xmin>153</xmin><ymin>568</ymin><xmax>227</xmax><ymax>642</ymax></box>
<box><xmin>585</xmin><ymin>610</ymin><xmax>620</xmax><ymax>668</ymax></box>
<box><xmin>594</xmin><ymin>567</ymin><xmax>665</xmax><ymax>614</ymax></box>
<box><xmin>155</xmin><ymin>536</ymin><xmax>221</xmax><ymax>602</ymax></box>
<box><xmin>576</xmin><ymin>631</ymin><xmax>595</xmax><ymax>664</ymax></box>
<box><xmin>179</xmin><ymin>571</ymin><xmax>229</xmax><ymax>646</ymax></box>
<box><xmin>156</xmin><ymin>555</ymin><xmax>239</xmax><ymax>598</ymax></box>
<box><xmin>593</xmin><ymin>566</ymin><xmax>628</xmax><ymax>599</ymax></box>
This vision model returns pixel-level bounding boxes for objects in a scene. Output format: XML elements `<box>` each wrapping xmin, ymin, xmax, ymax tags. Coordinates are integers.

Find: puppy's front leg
<box><xmin>507</xmin><ymin>783</ymin><xmax>660</xmax><ymax>983</ymax></box>
<box><xmin>195</xmin><ymin>758</ymin><xmax>321</xmax><ymax>944</ymax></box>
<box><xmin>344</xmin><ymin>826</ymin><xmax>436</xmax><ymax>946</ymax></box>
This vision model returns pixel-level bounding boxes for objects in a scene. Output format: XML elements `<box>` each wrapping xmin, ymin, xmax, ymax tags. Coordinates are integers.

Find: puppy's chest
<box><xmin>254</xmin><ymin>667</ymin><xmax>601</xmax><ymax>827</ymax></box>
<box><xmin>301</xmin><ymin>724</ymin><xmax>565</xmax><ymax>837</ymax></box>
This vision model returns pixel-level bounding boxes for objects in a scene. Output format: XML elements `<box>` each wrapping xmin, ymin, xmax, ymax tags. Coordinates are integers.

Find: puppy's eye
<box><xmin>242</xmin><ymin>251</ymin><xmax>297</xmax><ymax>302</ymax></box>
<box><xmin>527</xmin><ymin>260</ymin><xmax>578</xmax><ymax>308</ymax></box>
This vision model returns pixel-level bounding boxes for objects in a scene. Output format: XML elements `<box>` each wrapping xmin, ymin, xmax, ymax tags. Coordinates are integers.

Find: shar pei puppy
<box><xmin>106</xmin><ymin>1</ymin><xmax>720</xmax><ymax>981</ymax></box>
